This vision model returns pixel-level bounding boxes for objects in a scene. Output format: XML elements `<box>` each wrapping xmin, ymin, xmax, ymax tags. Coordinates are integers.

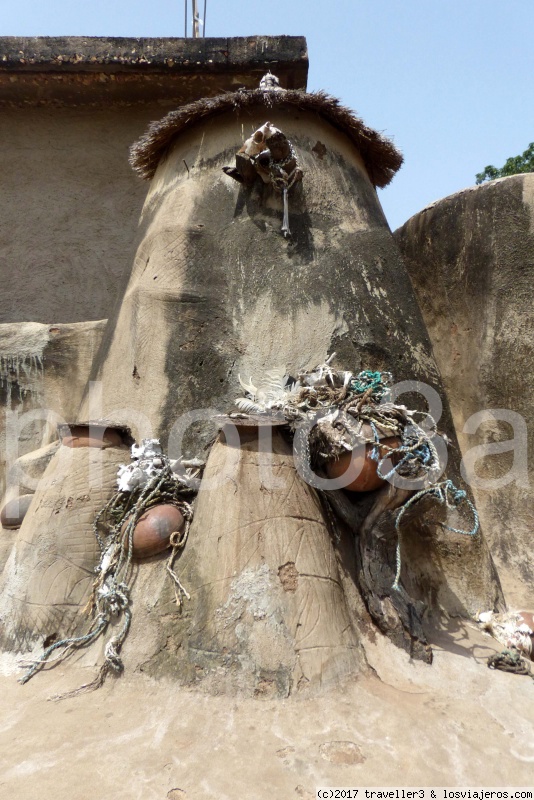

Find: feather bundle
<box><xmin>235</xmin><ymin>368</ymin><xmax>298</xmax><ymax>414</ymax></box>
<box><xmin>478</xmin><ymin>610</ymin><xmax>534</xmax><ymax>660</ymax></box>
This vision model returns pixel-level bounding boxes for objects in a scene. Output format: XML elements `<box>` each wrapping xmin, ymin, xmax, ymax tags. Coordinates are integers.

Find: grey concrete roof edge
<box><xmin>0</xmin><ymin>35</ymin><xmax>308</xmax><ymax>74</ymax></box>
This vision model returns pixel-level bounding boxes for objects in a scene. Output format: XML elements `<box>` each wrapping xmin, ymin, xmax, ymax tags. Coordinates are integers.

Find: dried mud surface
<box><xmin>0</xmin><ymin>621</ymin><xmax>532</xmax><ymax>799</ymax></box>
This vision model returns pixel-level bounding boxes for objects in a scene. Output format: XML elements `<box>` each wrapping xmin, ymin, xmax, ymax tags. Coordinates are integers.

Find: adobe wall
<box><xmin>0</xmin><ymin>36</ymin><xmax>308</xmax><ymax>325</ymax></box>
<box><xmin>0</xmin><ymin>105</ymin><xmax>165</xmax><ymax>324</ymax></box>
<box><xmin>395</xmin><ymin>175</ymin><xmax>534</xmax><ymax>607</ymax></box>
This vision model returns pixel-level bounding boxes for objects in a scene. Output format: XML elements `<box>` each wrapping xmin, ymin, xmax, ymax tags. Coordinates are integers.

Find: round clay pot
<box><xmin>325</xmin><ymin>436</ymin><xmax>401</xmax><ymax>492</ymax></box>
<box><xmin>58</xmin><ymin>423</ymin><xmax>127</xmax><ymax>449</ymax></box>
<box><xmin>123</xmin><ymin>504</ymin><xmax>185</xmax><ymax>560</ymax></box>
<box><xmin>1</xmin><ymin>494</ymin><xmax>33</xmax><ymax>529</ymax></box>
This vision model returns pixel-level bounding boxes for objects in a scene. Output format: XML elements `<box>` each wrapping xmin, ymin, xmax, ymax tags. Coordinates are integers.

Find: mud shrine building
<box><xmin>0</xmin><ymin>36</ymin><xmax>533</xmax><ymax>701</ymax></box>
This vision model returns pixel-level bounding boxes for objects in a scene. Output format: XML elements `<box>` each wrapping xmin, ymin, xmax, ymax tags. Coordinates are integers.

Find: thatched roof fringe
<box><xmin>129</xmin><ymin>89</ymin><xmax>402</xmax><ymax>188</ymax></box>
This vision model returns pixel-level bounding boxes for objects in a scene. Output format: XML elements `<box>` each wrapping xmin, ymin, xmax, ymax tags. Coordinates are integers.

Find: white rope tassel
<box><xmin>166</xmin><ymin>521</ymin><xmax>192</xmax><ymax>607</ymax></box>
<box><xmin>281</xmin><ymin>186</ymin><xmax>291</xmax><ymax>237</ymax></box>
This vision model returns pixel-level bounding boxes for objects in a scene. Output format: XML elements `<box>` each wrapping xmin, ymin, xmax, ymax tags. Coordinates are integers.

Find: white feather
<box><xmin>238</xmin><ymin>374</ymin><xmax>258</xmax><ymax>395</ymax></box>
<box><xmin>235</xmin><ymin>397</ymin><xmax>265</xmax><ymax>414</ymax></box>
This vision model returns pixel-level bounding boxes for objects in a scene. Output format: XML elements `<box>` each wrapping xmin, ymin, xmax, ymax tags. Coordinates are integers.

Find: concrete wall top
<box><xmin>0</xmin><ymin>36</ymin><xmax>308</xmax><ymax>105</ymax></box>
<box><xmin>0</xmin><ymin>35</ymin><xmax>308</xmax><ymax>326</ymax></box>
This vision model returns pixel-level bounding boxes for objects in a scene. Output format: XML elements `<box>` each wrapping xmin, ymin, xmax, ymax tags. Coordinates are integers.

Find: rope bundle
<box><xmin>487</xmin><ymin>648</ymin><xmax>533</xmax><ymax>678</ymax></box>
<box><xmin>234</xmin><ymin>360</ymin><xmax>480</xmax><ymax>591</ymax></box>
<box><xmin>20</xmin><ymin>454</ymin><xmax>196</xmax><ymax>697</ymax></box>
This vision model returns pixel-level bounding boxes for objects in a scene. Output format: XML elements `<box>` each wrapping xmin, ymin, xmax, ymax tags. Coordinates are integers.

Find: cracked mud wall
<box><xmin>82</xmin><ymin>106</ymin><xmax>450</xmax><ymax>450</ymax></box>
<box><xmin>117</xmin><ymin>429</ymin><xmax>368</xmax><ymax>695</ymax></box>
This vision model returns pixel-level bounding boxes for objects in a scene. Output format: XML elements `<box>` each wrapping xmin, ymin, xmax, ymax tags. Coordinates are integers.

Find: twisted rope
<box><xmin>487</xmin><ymin>647</ymin><xmax>533</xmax><ymax>678</ymax></box>
<box><xmin>392</xmin><ymin>479</ymin><xmax>479</xmax><ymax>591</ymax></box>
<box><xmin>20</xmin><ymin>458</ymin><xmax>196</xmax><ymax>696</ymax></box>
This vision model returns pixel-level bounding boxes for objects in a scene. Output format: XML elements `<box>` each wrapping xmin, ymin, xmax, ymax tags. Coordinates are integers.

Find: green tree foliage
<box><xmin>476</xmin><ymin>142</ymin><xmax>534</xmax><ymax>184</ymax></box>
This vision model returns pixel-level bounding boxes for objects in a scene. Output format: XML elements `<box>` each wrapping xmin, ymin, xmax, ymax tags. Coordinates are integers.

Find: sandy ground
<box><xmin>0</xmin><ymin>621</ymin><xmax>533</xmax><ymax>800</ymax></box>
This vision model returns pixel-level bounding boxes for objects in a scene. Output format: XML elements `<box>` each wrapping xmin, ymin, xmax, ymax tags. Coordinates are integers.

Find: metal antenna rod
<box><xmin>192</xmin><ymin>0</ymin><xmax>199</xmax><ymax>37</ymax></box>
<box><xmin>184</xmin><ymin>0</ymin><xmax>205</xmax><ymax>38</ymax></box>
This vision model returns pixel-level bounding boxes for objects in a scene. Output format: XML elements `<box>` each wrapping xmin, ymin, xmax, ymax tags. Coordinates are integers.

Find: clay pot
<box><xmin>216</xmin><ymin>414</ymin><xmax>287</xmax><ymax>448</ymax></box>
<box><xmin>123</xmin><ymin>504</ymin><xmax>185</xmax><ymax>560</ymax></box>
<box><xmin>325</xmin><ymin>437</ymin><xmax>401</xmax><ymax>492</ymax></box>
<box><xmin>1</xmin><ymin>494</ymin><xmax>33</xmax><ymax>529</ymax></box>
<box><xmin>517</xmin><ymin>612</ymin><xmax>534</xmax><ymax>660</ymax></box>
<box><xmin>58</xmin><ymin>423</ymin><xmax>129</xmax><ymax>449</ymax></box>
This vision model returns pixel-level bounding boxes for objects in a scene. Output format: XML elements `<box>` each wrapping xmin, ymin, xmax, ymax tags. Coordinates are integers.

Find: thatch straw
<box><xmin>129</xmin><ymin>89</ymin><xmax>403</xmax><ymax>187</ymax></box>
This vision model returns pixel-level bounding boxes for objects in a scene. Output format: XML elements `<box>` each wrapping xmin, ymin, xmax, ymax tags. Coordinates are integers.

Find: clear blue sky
<box><xmin>3</xmin><ymin>1</ymin><xmax>533</xmax><ymax>230</ymax></box>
